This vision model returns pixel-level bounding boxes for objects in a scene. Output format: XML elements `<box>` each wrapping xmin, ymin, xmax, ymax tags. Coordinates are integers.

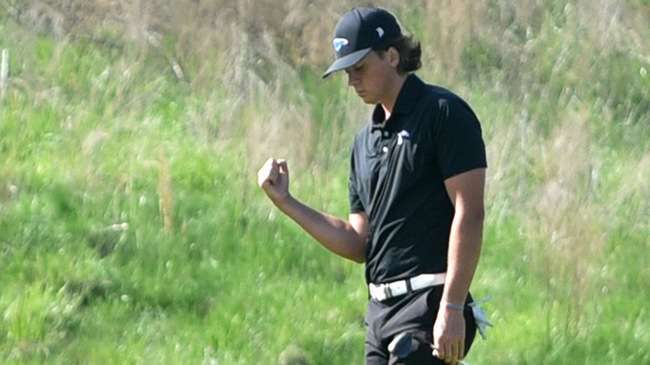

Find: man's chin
<box><xmin>359</xmin><ymin>95</ymin><xmax>376</xmax><ymax>104</ymax></box>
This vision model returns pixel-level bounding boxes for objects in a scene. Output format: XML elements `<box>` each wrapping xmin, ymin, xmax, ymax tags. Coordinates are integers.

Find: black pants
<box><xmin>365</xmin><ymin>286</ymin><xmax>477</xmax><ymax>365</ymax></box>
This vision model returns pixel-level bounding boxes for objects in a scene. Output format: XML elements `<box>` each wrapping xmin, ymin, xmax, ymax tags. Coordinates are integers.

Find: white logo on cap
<box><xmin>333</xmin><ymin>38</ymin><xmax>349</xmax><ymax>52</ymax></box>
<box><xmin>376</xmin><ymin>27</ymin><xmax>384</xmax><ymax>38</ymax></box>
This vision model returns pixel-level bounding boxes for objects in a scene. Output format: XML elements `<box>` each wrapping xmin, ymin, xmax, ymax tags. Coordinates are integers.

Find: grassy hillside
<box><xmin>1</xmin><ymin>1</ymin><xmax>649</xmax><ymax>364</ymax></box>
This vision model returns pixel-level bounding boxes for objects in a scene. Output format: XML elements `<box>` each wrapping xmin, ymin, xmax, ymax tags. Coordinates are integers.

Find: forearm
<box><xmin>441</xmin><ymin>211</ymin><xmax>484</xmax><ymax>305</ymax></box>
<box><xmin>275</xmin><ymin>195</ymin><xmax>366</xmax><ymax>263</ymax></box>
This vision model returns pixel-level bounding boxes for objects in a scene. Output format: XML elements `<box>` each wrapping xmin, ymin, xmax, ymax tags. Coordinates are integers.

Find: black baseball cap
<box><xmin>322</xmin><ymin>7</ymin><xmax>402</xmax><ymax>78</ymax></box>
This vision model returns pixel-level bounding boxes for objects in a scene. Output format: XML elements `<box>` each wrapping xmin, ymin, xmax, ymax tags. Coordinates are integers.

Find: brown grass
<box><xmin>526</xmin><ymin>103</ymin><xmax>606</xmax><ymax>335</ymax></box>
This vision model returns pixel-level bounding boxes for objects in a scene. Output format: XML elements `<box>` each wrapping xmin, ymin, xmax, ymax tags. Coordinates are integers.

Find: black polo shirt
<box><xmin>348</xmin><ymin>74</ymin><xmax>487</xmax><ymax>284</ymax></box>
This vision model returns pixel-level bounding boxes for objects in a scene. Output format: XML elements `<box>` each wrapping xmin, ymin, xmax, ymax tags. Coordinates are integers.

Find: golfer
<box><xmin>258</xmin><ymin>7</ymin><xmax>487</xmax><ymax>365</ymax></box>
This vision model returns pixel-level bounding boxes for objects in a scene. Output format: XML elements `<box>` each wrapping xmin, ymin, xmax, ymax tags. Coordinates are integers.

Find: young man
<box><xmin>258</xmin><ymin>7</ymin><xmax>487</xmax><ymax>365</ymax></box>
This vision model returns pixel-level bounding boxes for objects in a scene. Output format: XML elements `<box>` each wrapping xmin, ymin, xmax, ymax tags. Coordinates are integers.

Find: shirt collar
<box><xmin>371</xmin><ymin>74</ymin><xmax>426</xmax><ymax>131</ymax></box>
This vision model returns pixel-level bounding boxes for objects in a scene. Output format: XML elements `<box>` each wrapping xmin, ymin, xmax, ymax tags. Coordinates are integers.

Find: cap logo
<box><xmin>376</xmin><ymin>27</ymin><xmax>384</xmax><ymax>38</ymax></box>
<box><xmin>333</xmin><ymin>38</ymin><xmax>349</xmax><ymax>52</ymax></box>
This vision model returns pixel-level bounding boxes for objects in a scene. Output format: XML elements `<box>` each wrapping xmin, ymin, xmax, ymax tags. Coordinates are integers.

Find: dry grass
<box><xmin>529</xmin><ymin>107</ymin><xmax>604</xmax><ymax>332</ymax></box>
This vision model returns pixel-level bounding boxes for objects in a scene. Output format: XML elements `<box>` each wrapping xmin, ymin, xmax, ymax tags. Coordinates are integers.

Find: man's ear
<box><xmin>387</xmin><ymin>47</ymin><xmax>400</xmax><ymax>68</ymax></box>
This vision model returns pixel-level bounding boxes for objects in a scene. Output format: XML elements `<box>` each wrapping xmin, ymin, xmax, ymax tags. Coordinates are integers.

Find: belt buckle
<box><xmin>382</xmin><ymin>283</ymin><xmax>392</xmax><ymax>300</ymax></box>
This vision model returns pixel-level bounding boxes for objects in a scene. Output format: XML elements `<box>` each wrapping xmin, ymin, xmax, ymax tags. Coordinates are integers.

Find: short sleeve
<box><xmin>349</xmin><ymin>146</ymin><xmax>365</xmax><ymax>213</ymax></box>
<box><xmin>434</xmin><ymin>97</ymin><xmax>487</xmax><ymax>180</ymax></box>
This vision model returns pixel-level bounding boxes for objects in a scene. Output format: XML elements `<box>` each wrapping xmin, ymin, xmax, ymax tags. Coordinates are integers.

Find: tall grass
<box><xmin>1</xmin><ymin>0</ymin><xmax>649</xmax><ymax>364</ymax></box>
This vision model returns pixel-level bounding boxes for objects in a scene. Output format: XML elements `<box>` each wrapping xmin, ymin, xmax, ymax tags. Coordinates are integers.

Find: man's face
<box><xmin>345</xmin><ymin>51</ymin><xmax>396</xmax><ymax>104</ymax></box>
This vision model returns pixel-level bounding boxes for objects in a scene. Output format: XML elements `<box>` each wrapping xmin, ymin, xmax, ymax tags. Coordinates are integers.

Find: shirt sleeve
<box><xmin>434</xmin><ymin>97</ymin><xmax>488</xmax><ymax>180</ymax></box>
<box><xmin>348</xmin><ymin>145</ymin><xmax>365</xmax><ymax>214</ymax></box>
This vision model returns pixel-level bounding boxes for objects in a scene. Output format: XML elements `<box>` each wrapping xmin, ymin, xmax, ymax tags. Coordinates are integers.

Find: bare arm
<box><xmin>433</xmin><ymin>168</ymin><xmax>485</xmax><ymax>364</ymax></box>
<box><xmin>257</xmin><ymin>158</ymin><xmax>368</xmax><ymax>263</ymax></box>
<box><xmin>441</xmin><ymin>167</ymin><xmax>486</xmax><ymax>305</ymax></box>
<box><xmin>276</xmin><ymin>198</ymin><xmax>368</xmax><ymax>263</ymax></box>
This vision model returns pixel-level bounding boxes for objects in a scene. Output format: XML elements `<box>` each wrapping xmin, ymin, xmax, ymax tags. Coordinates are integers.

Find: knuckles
<box><xmin>257</xmin><ymin>157</ymin><xmax>289</xmax><ymax>191</ymax></box>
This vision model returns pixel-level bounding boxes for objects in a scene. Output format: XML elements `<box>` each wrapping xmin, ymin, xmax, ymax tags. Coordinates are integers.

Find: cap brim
<box><xmin>322</xmin><ymin>48</ymin><xmax>372</xmax><ymax>79</ymax></box>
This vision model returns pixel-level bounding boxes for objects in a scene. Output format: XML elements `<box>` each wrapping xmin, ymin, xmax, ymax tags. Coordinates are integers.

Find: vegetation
<box><xmin>1</xmin><ymin>1</ymin><xmax>648</xmax><ymax>363</ymax></box>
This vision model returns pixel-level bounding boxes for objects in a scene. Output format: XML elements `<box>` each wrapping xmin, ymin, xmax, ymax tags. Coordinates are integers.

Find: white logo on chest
<box><xmin>397</xmin><ymin>130</ymin><xmax>410</xmax><ymax>146</ymax></box>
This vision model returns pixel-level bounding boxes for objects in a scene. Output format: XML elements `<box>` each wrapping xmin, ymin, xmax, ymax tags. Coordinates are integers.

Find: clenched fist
<box><xmin>257</xmin><ymin>158</ymin><xmax>291</xmax><ymax>206</ymax></box>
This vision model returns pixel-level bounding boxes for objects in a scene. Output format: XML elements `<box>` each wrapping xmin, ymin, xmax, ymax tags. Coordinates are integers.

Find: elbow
<box><xmin>457</xmin><ymin>206</ymin><xmax>485</xmax><ymax>226</ymax></box>
<box><xmin>350</xmin><ymin>238</ymin><xmax>366</xmax><ymax>264</ymax></box>
<box><xmin>351</xmin><ymin>255</ymin><xmax>365</xmax><ymax>264</ymax></box>
<box><xmin>349</xmin><ymin>239</ymin><xmax>366</xmax><ymax>264</ymax></box>
<box><xmin>347</xmin><ymin>228</ymin><xmax>367</xmax><ymax>264</ymax></box>
<box><xmin>472</xmin><ymin>207</ymin><xmax>485</xmax><ymax>224</ymax></box>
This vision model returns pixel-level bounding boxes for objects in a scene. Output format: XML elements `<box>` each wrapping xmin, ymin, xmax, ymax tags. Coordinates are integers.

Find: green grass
<box><xmin>1</xmin><ymin>1</ymin><xmax>649</xmax><ymax>364</ymax></box>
